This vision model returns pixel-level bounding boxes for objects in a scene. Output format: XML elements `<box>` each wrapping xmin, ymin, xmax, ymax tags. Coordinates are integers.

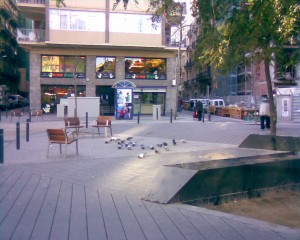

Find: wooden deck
<box><xmin>1</xmin><ymin>167</ymin><xmax>299</xmax><ymax>240</ymax></box>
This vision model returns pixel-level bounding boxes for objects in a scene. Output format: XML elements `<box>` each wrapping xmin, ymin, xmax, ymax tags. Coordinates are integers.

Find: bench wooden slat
<box><xmin>92</xmin><ymin>116</ymin><xmax>113</xmax><ymax>137</ymax></box>
<box><xmin>46</xmin><ymin>129</ymin><xmax>78</xmax><ymax>158</ymax></box>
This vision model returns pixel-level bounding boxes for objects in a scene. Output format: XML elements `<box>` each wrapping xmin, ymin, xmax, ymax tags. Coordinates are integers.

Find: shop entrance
<box><xmin>96</xmin><ymin>86</ymin><xmax>115</xmax><ymax>116</ymax></box>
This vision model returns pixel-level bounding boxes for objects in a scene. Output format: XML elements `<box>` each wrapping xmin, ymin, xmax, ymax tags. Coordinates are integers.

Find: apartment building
<box><xmin>0</xmin><ymin>0</ymin><xmax>19</xmax><ymax>92</ymax></box>
<box><xmin>17</xmin><ymin>0</ymin><xmax>182</xmax><ymax>116</ymax></box>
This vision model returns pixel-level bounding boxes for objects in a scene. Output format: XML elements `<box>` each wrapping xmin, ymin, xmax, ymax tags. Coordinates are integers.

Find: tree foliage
<box><xmin>192</xmin><ymin>0</ymin><xmax>300</xmax><ymax>134</ymax></box>
<box><xmin>193</xmin><ymin>0</ymin><xmax>300</xmax><ymax>75</ymax></box>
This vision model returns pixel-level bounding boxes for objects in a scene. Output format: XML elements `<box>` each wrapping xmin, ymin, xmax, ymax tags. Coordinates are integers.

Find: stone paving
<box><xmin>0</xmin><ymin>110</ymin><xmax>300</xmax><ymax>239</ymax></box>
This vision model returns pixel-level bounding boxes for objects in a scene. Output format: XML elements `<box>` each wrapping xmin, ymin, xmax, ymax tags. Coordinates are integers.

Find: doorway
<box><xmin>96</xmin><ymin>86</ymin><xmax>115</xmax><ymax>116</ymax></box>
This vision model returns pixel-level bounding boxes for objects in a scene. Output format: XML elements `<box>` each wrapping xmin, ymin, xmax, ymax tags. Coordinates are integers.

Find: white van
<box><xmin>189</xmin><ymin>98</ymin><xmax>209</xmax><ymax>110</ymax></box>
<box><xmin>209</xmin><ymin>99</ymin><xmax>225</xmax><ymax>107</ymax></box>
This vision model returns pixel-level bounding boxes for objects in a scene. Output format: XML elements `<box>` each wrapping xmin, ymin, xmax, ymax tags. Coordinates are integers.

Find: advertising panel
<box><xmin>116</xmin><ymin>88</ymin><xmax>133</xmax><ymax>120</ymax></box>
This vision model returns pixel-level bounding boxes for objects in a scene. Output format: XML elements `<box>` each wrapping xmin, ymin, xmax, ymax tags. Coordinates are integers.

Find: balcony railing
<box><xmin>18</xmin><ymin>0</ymin><xmax>45</xmax><ymax>4</ymax></box>
<box><xmin>17</xmin><ymin>28</ymin><xmax>45</xmax><ymax>42</ymax></box>
<box><xmin>164</xmin><ymin>40</ymin><xmax>187</xmax><ymax>48</ymax></box>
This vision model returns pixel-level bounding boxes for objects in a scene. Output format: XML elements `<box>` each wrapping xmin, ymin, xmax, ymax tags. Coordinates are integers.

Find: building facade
<box><xmin>17</xmin><ymin>0</ymin><xmax>182</xmax><ymax>116</ymax></box>
<box><xmin>0</xmin><ymin>0</ymin><xmax>19</xmax><ymax>93</ymax></box>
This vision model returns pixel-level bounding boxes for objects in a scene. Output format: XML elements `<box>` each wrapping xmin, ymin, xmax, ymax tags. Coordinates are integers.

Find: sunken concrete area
<box><xmin>143</xmin><ymin>151</ymin><xmax>300</xmax><ymax>205</ymax></box>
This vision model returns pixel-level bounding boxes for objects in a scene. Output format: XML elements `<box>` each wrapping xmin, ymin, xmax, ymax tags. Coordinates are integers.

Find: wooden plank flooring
<box><xmin>1</xmin><ymin>166</ymin><xmax>300</xmax><ymax>240</ymax></box>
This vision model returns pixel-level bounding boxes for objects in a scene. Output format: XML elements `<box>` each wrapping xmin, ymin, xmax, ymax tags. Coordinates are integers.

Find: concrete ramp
<box><xmin>142</xmin><ymin>166</ymin><xmax>198</xmax><ymax>204</ymax></box>
<box><xmin>239</xmin><ymin>134</ymin><xmax>300</xmax><ymax>151</ymax></box>
<box><xmin>142</xmin><ymin>152</ymin><xmax>300</xmax><ymax>205</ymax></box>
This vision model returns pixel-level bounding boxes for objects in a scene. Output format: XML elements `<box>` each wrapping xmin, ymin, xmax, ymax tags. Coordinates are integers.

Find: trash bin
<box><xmin>153</xmin><ymin>105</ymin><xmax>161</xmax><ymax>120</ymax></box>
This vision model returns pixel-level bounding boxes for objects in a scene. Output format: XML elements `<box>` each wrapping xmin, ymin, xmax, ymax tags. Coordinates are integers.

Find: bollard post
<box><xmin>202</xmin><ymin>111</ymin><xmax>205</xmax><ymax>123</ymax></box>
<box><xmin>6</xmin><ymin>107</ymin><xmax>8</xmax><ymax>118</ymax></box>
<box><xmin>208</xmin><ymin>111</ymin><xmax>211</xmax><ymax>121</ymax></box>
<box><xmin>0</xmin><ymin>129</ymin><xmax>3</xmax><ymax>164</ymax></box>
<box><xmin>26</xmin><ymin>119</ymin><xmax>30</xmax><ymax>142</ymax></box>
<box><xmin>29</xmin><ymin>109</ymin><xmax>32</xmax><ymax>122</ymax></box>
<box><xmin>170</xmin><ymin>109</ymin><xmax>173</xmax><ymax>123</ymax></box>
<box><xmin>16</xmin><ymin>122</ymin><xmax>20</xmax><ymax>150</ymax></box>
<box><xmin>137</xmin><ymin>111</ymin><xmax>140</xmax><ymax>124</ymax></box>
<box><xmin>156</xmin><ymin>107</ymin><xmax>158</xmax><ymax>120</ymax></box>
<box><xmin>86</xmin><ymin>112</ymin><xmax>88</xmax><ymax>128</ymax></box>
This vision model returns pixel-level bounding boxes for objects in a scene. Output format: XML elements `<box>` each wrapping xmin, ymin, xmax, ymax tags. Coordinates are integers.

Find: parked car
<box><xmin>189</xmin><ymin>98</ymin><xmax>210</xmax><ymax>111</ymax></box>
<box><xmin>209</xmin><ymin>98</ymin><xmax>225</xmax><ymax>107</ymax></box>
<box><xmin>8</xmin><ymin>95</ymin><xmax>29</xmax><ymax>109</ymax></box>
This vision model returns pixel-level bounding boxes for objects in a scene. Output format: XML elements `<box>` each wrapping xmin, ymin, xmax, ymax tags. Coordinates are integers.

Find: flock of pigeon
<box><xmin>104</xmin><ymin>136</ymin><xmax>187</xmax><ymax>158</ymax></box>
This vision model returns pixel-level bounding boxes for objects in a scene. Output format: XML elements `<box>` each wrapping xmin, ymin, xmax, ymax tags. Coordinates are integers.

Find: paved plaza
<box><xmin>0</xmin><ymin>111</ymin><xmax>300</xmax><ymax>240</ymax></box>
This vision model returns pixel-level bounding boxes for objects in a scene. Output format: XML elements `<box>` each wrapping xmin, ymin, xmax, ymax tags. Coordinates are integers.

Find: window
<box><xmin>125</xmin><ymin>57</ymin><xmax>167</xmax><ymax>80</ymax></box>
<box><xmin>50</xmin><ymin>9</ymin><xmax>105</xmax><ymax>31</ymax></box>
<box><xmin>41</xmin><ymin>55</ymin><xmax>86</xmax><ymax>78</ymax></box>
<box><xmin>96</xmin><ymin>57</ymin><xmax>116</xmax><ymax>79</ymax></box>
<box><xmin>110</xmin><ymin>13</ymin><xmax>161</xmax><ymax>34</ymax></box>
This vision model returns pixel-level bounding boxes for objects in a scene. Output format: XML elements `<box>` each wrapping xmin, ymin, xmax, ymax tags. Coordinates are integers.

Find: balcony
<box><xmin>17</xmin><ymin>0</ymin><xmax>45</xmax><ymax>21</ymax></box>
<box><xmin>17</xmin><ymin>28</ymin><xmax>45</xmax><ymax>43</ymax></box>
<box><xmin>164</xmin><ymin>39</ymin><xmax>187</xmax><ymax>48</ymax></box>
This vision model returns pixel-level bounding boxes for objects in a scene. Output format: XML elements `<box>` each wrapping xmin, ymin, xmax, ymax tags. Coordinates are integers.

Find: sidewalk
<box><xmin>0</xmin><ymin>111</ymin><xmax>300</xmax><ymax>239</ymax></box>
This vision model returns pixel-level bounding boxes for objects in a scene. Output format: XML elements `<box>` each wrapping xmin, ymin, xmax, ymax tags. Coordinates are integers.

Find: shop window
<box><xmin>125</xmin><ymin>57</ymin><xmax>167</xmax><ymax>80</ymax></box>
<box><xmin>96</xmin><ymin>57</ymin><xmax>116</xmax><ymax>79</ymax></box>
<box><xmin>41</xmin><ymin>55</ymin><xmax>86</xmax><ymax>78</ymax></box>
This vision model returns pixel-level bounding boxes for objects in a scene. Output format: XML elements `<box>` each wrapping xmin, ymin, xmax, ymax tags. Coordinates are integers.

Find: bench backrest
<box><xmin>47</xmin><ymin>129</ymin><xmax>67</xmax><ymax>143</ymax></box>
<box><xmin>96</xmin><ymin>116</ymin><xmax>112</xmax><ymax>126</ymax></box>
<box><xmin>11</xmin><ymin>110</ymin><xmax>22</xmax><ymax>116</ymax></box>
<box><xmin>65</xmin><ymin>117</ymin><xmax>80</xmax><ymax>127</ymax></box>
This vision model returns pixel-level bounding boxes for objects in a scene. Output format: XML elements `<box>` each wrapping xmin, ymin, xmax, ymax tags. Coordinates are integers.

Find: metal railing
<box><xmin>17</xmin><ymin>28</ymin><xmax>45</xmax><ymax>43</ymax></box>
<box><xmin>18</xmin><ymin>0</ymin><xmax>45</xmax><ymax>4</ymax></box>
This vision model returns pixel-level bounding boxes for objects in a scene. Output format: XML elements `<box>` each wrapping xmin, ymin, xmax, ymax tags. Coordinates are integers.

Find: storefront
<box><xmin>133</xmin><ymin>87</ymin><xmax>166</xmax><ymax>115</ymax></box>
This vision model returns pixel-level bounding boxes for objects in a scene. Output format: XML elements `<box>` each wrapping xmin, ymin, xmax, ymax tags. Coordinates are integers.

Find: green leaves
<box><xmin>194</xmin><ymin>0</ymin><xmax>299</xmax><ymax>74</ymax></box>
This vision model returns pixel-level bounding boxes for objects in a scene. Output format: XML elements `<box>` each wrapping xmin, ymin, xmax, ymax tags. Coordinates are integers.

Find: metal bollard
<box><xmin>156</xmin><ymin>108</ymin><xmax>158</xmax><ymax>120</ymax></box>
<box><xmin>6</xmin><ymin>107</ymin><xmax>8</xmax><ymax>118</ymax></box>
<box><xmin>208</xmin><ymin>111</ymin><xmax>211</xmax><ymax>121</ymax></box>
<box><xmin>16</xmin><ymin>122</ymin><xmax>20</xmax><ymax>150</ymax></box>
<box><xmin>26</xmin><ymin>119</ymin><xmax>30</xmax><ymax>142</ymax></box>
<box><xmin>137</xmin><ymin>111</ymin><xmax>140</xmax><ymax>124</ymax></box>
<box><xmin>0</xmin><ymin>129</ymin><xmax>3</xmax><ymax>164</ymax></box>
<box><xmin>170</xmin><ymin>109</ymin><xmax>173</xmax><ymax>123</ymax></box>
<box><xmin>86</xmin><ymin>112</ymin><xmax>88</xmax><ymax>128</ymax></box>
<box><xmin>202</xmin><ymin>111</ymin><xmax>205</xmax><ymax>123</ymax></box>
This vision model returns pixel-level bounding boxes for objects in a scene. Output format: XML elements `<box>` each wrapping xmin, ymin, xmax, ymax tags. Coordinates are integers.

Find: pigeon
<box><xmin>149</xmin><ymin>146</ymin><xmax>155</xmax><ymax>150</ymax></box>
<box><xmin>154</xmin><ymin>149</ymin><xmax>159</xmax><ymax>154</ymax></box>
<box><xmin>131</xmin><ymin>142</ymin><xmax>136</xmax><ymax>147</ymax></box>
<box><xmin>121</xmin><ymin>140</ymin><xmax>125</xmax><ymax>144</ymax></box>
<box><xmin>173</xmin><ymin>139</ymin><xmax>176</xmax><ymax>145</ymax></box>
<box><xmin>164</xmin><ymin>146</ymin><xmax>170</xmax><ymax>151</ymax></box>
<box><xmin>126</xmin><ymin>137</ymin><xmax>133</xmax><ymax>140</ymax></box>
<box><xmin>117</xmin><ymin>145</ymin><xmax>122</xmax><ymax>149</ymax></box>
<box><xmin>163</xmin><ymin>142</ymin><xmax>168</xmax><ymax>146</ymax></box>
<box><xmin>156</xmin><ymin>143</ymin><xmax>163</xmax><ymax>148</ymax></box>
<box><xmin>127</xmin><ymin>146</ymin><xmax>132</xmax><ymax>150</ymax></box>
<box><xmin>140</xmin><ymin>144</ymin><xmax>145</xmax><ymax>150</ymax></box>
<box><xmin>105</xmin><ymin>140</ymin><xmax>109</xmax><ymax>144</ymax></box>
<box><xmin>180</xmin><ymin>139</ymin><xmax>186</xmax><ymax>143</ymax></box>
<box><xmin>138</xmin><ymin>153</ymin><xmax>147</xmax><ymax>158</ymax></box>
<box><xmin>111</xmin><ymin>137</ymin><xmax>118</xmax><ymax>141</ymax></box>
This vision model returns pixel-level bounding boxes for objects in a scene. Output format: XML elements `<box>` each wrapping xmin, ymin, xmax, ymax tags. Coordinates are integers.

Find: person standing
<box><xmin>259</xmin><ymin>96</ymin><xmax>270</xmax><ymax>130</ymax></box>
<box><xmin>195</xmin><ymin>100</ymin><xmax>203</xmax><ymax>121</ymax></box>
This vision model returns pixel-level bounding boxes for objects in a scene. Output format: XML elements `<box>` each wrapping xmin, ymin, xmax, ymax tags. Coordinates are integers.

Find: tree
<box><xmin>192</xmin><ymin>0</ymin><xmax>300</xmax><ymax>135</ymax></box>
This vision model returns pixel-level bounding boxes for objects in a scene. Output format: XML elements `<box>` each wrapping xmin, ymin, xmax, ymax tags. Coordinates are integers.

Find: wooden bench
<box><xmin>92</xmin><ymin>116</ymin><xmax>113</xmax><ymax>137</ymax></box>
<box><xmin>64</xmin><ymin>117</ymin><xmax>84</xmax><ymax>136</ymax></box>
<box><xmin>10</xmin><ymin>110</ymin><xmax>23</xmax><ymax>122</ymax></box>
<box><xmin>46</xmin><ymin>128</ymin><xmax>78</xmax><ymax>158</ymax></box>
<box><xmin>31</xmin><ymin>109</ymin><xmax>43</xmax><ymax>120</ymax></box>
